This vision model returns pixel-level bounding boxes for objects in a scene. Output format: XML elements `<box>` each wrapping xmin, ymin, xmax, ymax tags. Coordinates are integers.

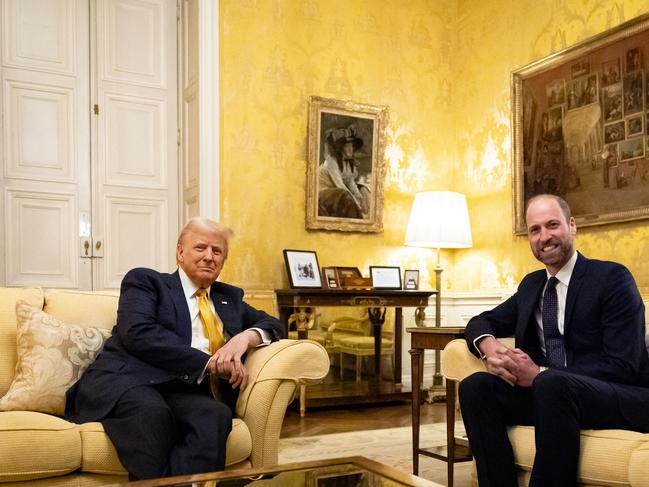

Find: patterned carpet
<box><xmin>279</xmin><ymin>422</ymin><xmax>473</xmax><ymax>486</ymax></box>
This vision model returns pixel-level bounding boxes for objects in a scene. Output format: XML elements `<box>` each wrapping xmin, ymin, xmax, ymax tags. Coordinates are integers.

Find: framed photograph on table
<box><xmin>403</xmin><ymin>269</ymin><xmax>420</xmax><ymax>290</ymax></box>
<box><xmin>511</xmin><ymin>14</ymin><xmax>649</xmax><ymax>234</ymax></box>
<box><xmin>283</xmin><ymin>250</ymin><xmax>322</xmax><ymax>288</ymax></box>
<box><xmin>321</xmin><ymin>266</ymin><xmax>340</xmax><ymax>289</ymax></box>
<box><xmin>370</xmin><ymin>266</ymin><xmax>402</xmax><ymax>290</ymax></box>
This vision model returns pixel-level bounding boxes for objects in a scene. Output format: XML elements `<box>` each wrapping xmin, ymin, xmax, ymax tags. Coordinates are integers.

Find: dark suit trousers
<box><xmin>101</xmin><ymin>379</ymin><xmax>232</xmax><ymax>480</ymax></box>
<box><xmin>459</xmin><ymin>370</ymin><xmax>635</xmax><ymax>487</ymax></box>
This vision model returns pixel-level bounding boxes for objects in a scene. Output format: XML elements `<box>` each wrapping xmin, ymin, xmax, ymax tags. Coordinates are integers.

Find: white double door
<box><xmin>0</xmin><ymin>0</ymin><xmax>178</xmax><ymax>290</ymax></box>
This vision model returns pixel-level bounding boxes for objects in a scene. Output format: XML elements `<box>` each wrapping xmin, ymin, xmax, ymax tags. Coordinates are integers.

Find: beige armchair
<box><xmin>442</xmin><ymin>338</ymin><xmax>649</xmax><ymax>486</ymax></box>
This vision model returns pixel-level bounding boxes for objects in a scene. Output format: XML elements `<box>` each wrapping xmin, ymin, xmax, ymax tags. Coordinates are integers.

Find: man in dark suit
<box><xmin>460</xmin><ymin>194</ymin><xmax>649</xmax><ymax>487</ymax></box>
<box><xmin>65</xmin><ymin>217</ymin><xmax>283</xmax><ymax>480</ymax></box>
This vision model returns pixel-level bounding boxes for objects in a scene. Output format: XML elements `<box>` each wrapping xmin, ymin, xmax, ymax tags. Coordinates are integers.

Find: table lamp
<box><xmin>404</xmin><ymin>191</ymin><xmax>472</xmax><ymax>397</ymax></box>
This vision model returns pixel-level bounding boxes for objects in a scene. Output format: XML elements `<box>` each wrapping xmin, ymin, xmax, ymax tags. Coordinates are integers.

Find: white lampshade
<box><xmin>404</xmin><ymin>191</ymin><xmax>472</xmax><ymax>249</ymax></box>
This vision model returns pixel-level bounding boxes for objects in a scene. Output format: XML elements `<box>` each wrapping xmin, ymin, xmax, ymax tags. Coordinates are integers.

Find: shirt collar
<box><xmin>546</xmin><ymin>250</ymin><xmax>578</xmax><ymax>287</ymax></box>
<box><xmin>177</xmin><ymin>267</ymin><xmax>209</xmax><ymax>299</ymax></box>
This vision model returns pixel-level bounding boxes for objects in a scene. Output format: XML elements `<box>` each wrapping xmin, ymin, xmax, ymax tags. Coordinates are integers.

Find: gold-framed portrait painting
<box><xmin>306</xmin><ymin>96</ymin><xmax>388</xmax><ymax>232</ymax></box>
<box><xmin>512</xmin><ymin>14</ymin><xmax>649</xmax><ymax>235</ymax></box>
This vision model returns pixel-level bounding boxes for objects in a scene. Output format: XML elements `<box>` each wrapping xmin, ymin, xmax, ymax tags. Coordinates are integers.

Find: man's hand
<box><xmin>505</xmin><ymin>348</ymin><xmax>541</xmax><ymax>387</ymax></box>
<box><xmin>207</xmin><ymin>329</ymin><xmax>262</xmax><ymax>390</ymax></box>
<box><xmin>479</xmin><ymin>336</ymin><xmax>518</xmax><ymax>386</ymax></box>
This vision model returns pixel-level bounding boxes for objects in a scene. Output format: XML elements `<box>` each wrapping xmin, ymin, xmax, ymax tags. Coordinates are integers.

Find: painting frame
<box><xmin>283</xmin><ymin>249</ymin><xmax>322</xmax><ymax>289</ymax></box>
<box><xmin>306</xmin><ymin>96</ymin><xmax>388</xmax><ymax>233</ymax></box>
<box><xmin>511</xmin><ymin>14</ymin><xmax>649</xmax><ymax>235</ymax></box>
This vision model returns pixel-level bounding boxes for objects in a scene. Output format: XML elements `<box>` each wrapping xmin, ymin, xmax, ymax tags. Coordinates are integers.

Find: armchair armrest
<box><xmin>236</xmin><ymin>339</ymin><xmax>329</xmax><ymax>467</ymax></box>
<box><xmin>442</xmin><ymin>338</ymin><xmax>515</xmax><ymax>382</ymax></box>
<box><xmin>441</xmin><ymin>339</ymin><xmax>486</xmax><ymax>382</ymax></box>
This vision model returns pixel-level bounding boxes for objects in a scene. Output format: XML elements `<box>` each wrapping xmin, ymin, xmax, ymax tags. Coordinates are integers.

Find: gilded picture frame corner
<box><xmin>305</xmin><ymin>96</ymin><xmax>388</xmax><ymax>233</ymax></box>
<box><xmin>511</xmin><ymin>13</ymin><xmax>649</xmax><ymax>235</ymax></box>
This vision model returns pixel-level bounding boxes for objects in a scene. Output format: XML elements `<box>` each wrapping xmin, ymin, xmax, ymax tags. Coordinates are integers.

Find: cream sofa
<box><xmin>0</xmin><ymin>287</ymin><xmax>330</xmax><ymax>486</ymax></box>
<box><xmin>442</xmin><ymin>337</ymin><xmax>649</xmax><ymax>487</ymax></box>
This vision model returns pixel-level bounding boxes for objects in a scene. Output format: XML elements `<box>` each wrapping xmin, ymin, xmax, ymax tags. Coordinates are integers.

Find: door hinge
<box><xmin>93</xmin><ymin>104</ymin><xmax>99</xmax><ymax>115</ymax></box>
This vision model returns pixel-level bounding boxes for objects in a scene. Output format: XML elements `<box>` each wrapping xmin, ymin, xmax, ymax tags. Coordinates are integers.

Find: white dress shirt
<box><xmin>472</xmin><ymin>251</ymin><xmax>579</xmax><ymax>365</ymax></box>
<box><xmin>177</xmin><ymin>268</ymin><xmax>271</xmax><ymax>382</ymax></box>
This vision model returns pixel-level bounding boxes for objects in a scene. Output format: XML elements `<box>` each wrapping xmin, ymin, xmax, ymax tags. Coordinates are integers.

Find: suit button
<box><xmin>183</xmin><ymin>375</ymin><xmax>189</xmax><ymax>380</ymax></box>
<box><xmin>148</xmin><ymin>380</ymin><xmax>155</xmax><ymax>384</ymax></box>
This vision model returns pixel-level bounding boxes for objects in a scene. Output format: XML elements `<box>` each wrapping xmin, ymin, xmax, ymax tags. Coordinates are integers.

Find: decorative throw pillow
<box><xmin>0</xmin><ymin>301</ymin><xmax>111</xmax><ymax>416</ymax></box>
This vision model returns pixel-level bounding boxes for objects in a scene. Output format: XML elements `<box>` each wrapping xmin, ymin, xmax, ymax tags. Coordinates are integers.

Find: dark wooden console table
<box><xmin>275</xmin><ymin>289</ymin><xmax>436</xmax><ymax>413</ymax></box>
<box><xmin>407</xmin><ymin>327</ymin><xmax>472</xmax><ymax>487</ymax></box>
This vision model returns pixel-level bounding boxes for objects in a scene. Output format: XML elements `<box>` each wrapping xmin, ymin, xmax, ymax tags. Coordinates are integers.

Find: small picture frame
<box><xmin>321</xmin><ymin>266</ymin><xmax>339</xmax><ymax>289</ymax></box>
<box><xmin>403</xmin><ymin>269</ymin><xmax>420</xmax><ymax>290</ymax></box>
<box><xmin>369</xmin><ymin>266</ymin><xmax>402</xmax><ymax>290</ymax></box>
<box><xmin>283</xmin><ymin>249</ymin><xmax>322</xmax><ymax>288</ymax></box>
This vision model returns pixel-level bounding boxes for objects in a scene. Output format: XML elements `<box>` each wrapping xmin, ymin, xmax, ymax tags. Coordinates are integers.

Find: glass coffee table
<box><xmin>104</xmin><ymin>456</ymin><xmax>443</xmax><ymax>487</ymax></box>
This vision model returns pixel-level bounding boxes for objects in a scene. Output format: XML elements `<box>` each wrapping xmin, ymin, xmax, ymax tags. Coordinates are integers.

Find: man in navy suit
<box><xmin>65</xmin><ymin>218</ymin><xmax>283</xmax><ymax>480</ymax></box>
<box><xmin>460</xmin><ymin>194</ymin><xmax>649</xmax><ymax>486</ymax></box>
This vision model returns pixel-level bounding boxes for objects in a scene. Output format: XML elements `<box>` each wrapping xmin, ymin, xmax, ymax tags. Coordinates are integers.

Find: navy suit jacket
<box><xmin>65</xmin><ymin>267</ymin><xmax>283</xmax><ymax>423</ymax></box>
<box><xmin>465</xmin><ymin>253</ymin><xmax>649</xmax><ymax>429</ymax></box>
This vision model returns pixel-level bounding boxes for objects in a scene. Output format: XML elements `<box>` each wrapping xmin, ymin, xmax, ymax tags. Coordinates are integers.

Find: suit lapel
<box><xmin>209</xmin><ymin>283</ymin><xmax>236</xmax><ymax>335</ymax></box>
<box><xmin>167</xmin><ymin>271</ymin><xmax>192</xmax><ymax>341</ymax></box>
<box><xmin>564</xmin><ymin>252</ymin><xmax>587</xmax><ymax>335</ymax></box>
<box><xmin>516</xmin><ymin>272</ymin><xmax>546</xmax><ymax>344</ymax></box>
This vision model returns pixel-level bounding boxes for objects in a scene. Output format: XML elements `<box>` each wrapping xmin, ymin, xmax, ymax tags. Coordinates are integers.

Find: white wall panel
<box><xmin>1</xmin><ymin>0</ymin><xmax>75</xmax><ymax>74</ymax></box>
<box><xmin>102</xmin><ymin>92</ymin><xmax>166</xmax><ymax>187</ymax></box>
<box><xmin>5</xmin><ymin>189</ymin><xmax>76</xmax><ymax>287</ymax></box>
<box><xmin>102</xmin><ymin>196</ymin><xmax>167</xmax><ymax>288</ymax></box>
<box><xmin>4</xmin><ymin>79</ymin><xmax>74</xmax><ymax>180</ymax></box>
<box><xmin>99</xmin><ymin>0</ymin><xmax>164</xmax><ymax>88</ymax></box>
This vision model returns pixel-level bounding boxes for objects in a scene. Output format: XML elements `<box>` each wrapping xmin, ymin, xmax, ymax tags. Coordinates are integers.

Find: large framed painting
<box><xmin>512</xmin><ymin>14</ymin><xmax>649</xmax><ymax>235</ymax></box>
<box><xmin>306</xmin><ymin>96</ymin><xmax>388</xmax><ymax>232</ymax></box>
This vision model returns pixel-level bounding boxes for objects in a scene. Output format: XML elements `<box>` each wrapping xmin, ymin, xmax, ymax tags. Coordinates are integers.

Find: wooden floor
<box><xmin>281</xmin><ymin>399</ymin><xmax>448</xmax><ymax>438</ymax></box>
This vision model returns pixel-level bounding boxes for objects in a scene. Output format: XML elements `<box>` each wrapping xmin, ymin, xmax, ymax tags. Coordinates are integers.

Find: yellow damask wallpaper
<box><xmin>453</xmin><ymin>0</ymin><xmax>649</xmax><ymax>294</ymax></box>
<box><xmin>219</xmin><ymin>0</ymin><xmax>457</xmax><ymax>290</ymax></box>
<box><xmin>220</xmin><ymin>0</ymin><xmax>649</xmax><ymax>295</ymax></box>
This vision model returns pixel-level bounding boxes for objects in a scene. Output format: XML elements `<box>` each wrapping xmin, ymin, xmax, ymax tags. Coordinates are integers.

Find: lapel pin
<box><xmin>221</xmin><ymin>300</ymin><xmax>228</xmax><ymax>305</ymax></box>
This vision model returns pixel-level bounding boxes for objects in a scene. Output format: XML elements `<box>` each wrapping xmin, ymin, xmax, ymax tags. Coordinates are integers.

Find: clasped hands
<box><xmin>479</xmin><ymin>336</ymin><xmax>541</xmax><ymax>387</ymax></box>
<box><xmin>206</xmin><ymin>329</ymin><xmax>260</xmax><ymax>390</ymax></box>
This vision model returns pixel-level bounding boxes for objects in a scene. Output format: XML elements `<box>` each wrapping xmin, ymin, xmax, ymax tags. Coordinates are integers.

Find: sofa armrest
<box><xmin>236</xmin><ymin>339</ymin><xmax>329</xmax><ymax>467</ymax></box>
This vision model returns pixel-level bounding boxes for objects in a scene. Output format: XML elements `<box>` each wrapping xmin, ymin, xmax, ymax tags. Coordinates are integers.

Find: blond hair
<box><xmin>176</xmin><ymin>217</ymin><xmax>233</xmax><ymax>260</ymax></box>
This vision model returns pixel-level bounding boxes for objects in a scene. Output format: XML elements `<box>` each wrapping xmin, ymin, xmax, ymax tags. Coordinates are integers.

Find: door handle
<box><xmin>94</xmin><ymin>238</ymin><xmax>104</xmax><ymax>257</ymax></box>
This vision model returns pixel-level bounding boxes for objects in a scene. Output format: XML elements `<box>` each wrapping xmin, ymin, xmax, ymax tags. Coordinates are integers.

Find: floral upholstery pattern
<box><xmin>0</xmin><ymin>301</ymin><xmax>111</xmax><ymax>416</ymax></box>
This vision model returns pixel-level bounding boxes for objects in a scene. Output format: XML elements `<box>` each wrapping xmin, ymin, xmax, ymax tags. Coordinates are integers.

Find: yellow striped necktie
<box><xmin>195</xmin><ymin>288</ymin><xmax>225</xmax><ymax>353</ymax></box>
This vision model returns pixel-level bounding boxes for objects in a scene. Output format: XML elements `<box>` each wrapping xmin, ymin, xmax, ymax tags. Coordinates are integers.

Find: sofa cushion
<box><xmin>0</xmin><ymin>288</ymin><xmax>43</xmax><ymax>397</ymax></box>
<box><xmin>43</xmin><ymin>289</ymin><xmax>118</xmax><ymax>330</ymax></box>
<box><xmin>77</xmin><ymin>418</ymin><xmax>251</xmax><ymax>473</ymax></box>
<box><xmin>78</xmin><ymin>422</ymin><xmax>126</xmax><ymax>474</ymax></box>
<box><xmin>509</xmin><ymin>425</ymin><xmax>649</xmax><ymax>485</ymax></box>
<box><xmin>0</xmin><ymin>411</ymin><xmax>81</xmax><ymax>482</ymax></box>
<box><xmin>0</xmin><ymin>303</ymin><xmax>111</xmax><ymax>416</ymax></box>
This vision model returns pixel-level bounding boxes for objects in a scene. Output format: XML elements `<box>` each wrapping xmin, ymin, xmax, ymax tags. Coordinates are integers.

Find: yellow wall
<box><xmin>219</xmin><ymin>0</ymin><xmax>457</xmax><ymax>290</ymax></box>
<box><xmin>220</xmin><ymin>0</ymin><xmax>649</xmax><ymax>295</ymax></box>
<box><xmin>453</xmin><ymin>0</ymin><xmax>649</xmax><ymax>294</ymax></box>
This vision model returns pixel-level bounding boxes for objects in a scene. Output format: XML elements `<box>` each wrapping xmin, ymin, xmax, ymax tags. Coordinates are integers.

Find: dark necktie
<box><xmin>542</xmin><ymin>276</ymin><xmax>565</xmax><ymax>367</ymax></box>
